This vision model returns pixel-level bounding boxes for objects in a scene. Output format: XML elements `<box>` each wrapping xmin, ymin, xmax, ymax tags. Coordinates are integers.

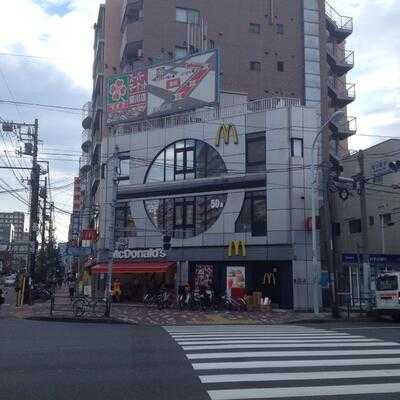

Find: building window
<box><xmin>369</xmin><ymin>216</ymin><xmax>375</xmax><ymax>226</ymax></box>
<box><xmin>349</xmin><ymin>219</ymin><xmax>361</xmax><ymax>234</ymax></box>
<box><xmin>291</xmin><ymin>138</ymin><xmax>303</xmax><ymax>157</ymax></box>
<box><xmin>176</xmin><ymin>7</ymin><xmax>200</xmax><ymax>24</ymax></box>
<box><xmin>249</xmin><ymin>23</ymin><xmax>261</xmax><ymax>33</ymax></box>
<box><xmin>276</xmin><ymin>23</ymin><xmax>284</xmax><ymax>34</ymax></box>
<box><xmin>122</xmin><ymin>40</ymin><xmax>143</xmax><ymax>65</ymax></box>
<box><xmin>382</xmin><ymin>213</ymin><xmax>392</xmax><ymax>225</ymax></box>
<box><xmin>175</xmin><ymin>46</ymin><xmax>188</xmax><ymax>59</ymax></box>
<box><xmin>124</xmin><ymin>0</ymin><xmax>143</xmax><ymax>26</ymax></box>
<box><xmin>235</xmin><ymin>191</ymin><xmax>267</xmax><ymax>237</ymax></box>
<box><xmin>333</xmin><ymin>222</ymin><xmax>341</xmax><ymax>237</ymax></box>
<box><xmin>145</xmin><ymin>139</ymin><xmax>227</xmax><ymax>184</ymax></box>
<box><xmin>209</xmin><ymin>40</ymin><xmax>215</xmax><ymax>49</ymax></box>
<box><xmin>145</xmin><ymin>194</ymin><xmax>227</xmax><ymax>239</ymax></box>
<box><xmin>246</xmin><ymin>132</ymin><xmax>266</xmax><ymax>172</ymax></box>
<box><xmin>250</xmin><ymin>61</ymin><xmax>261</xmax><ymax>71</ymax></box>
<box><xmin>277</xmin><ymin>61</ymin><xmax>284</xmax><ymax>72</ymax></box>
<box><xmin>118</xmin><ymin>155</ymin><xmax>130</xmax><ymax>186</ymax></box>
<box><xmin>115</xmin><ymin>203</ymin><xmax>136</xmax><ymax>241</ymax></box>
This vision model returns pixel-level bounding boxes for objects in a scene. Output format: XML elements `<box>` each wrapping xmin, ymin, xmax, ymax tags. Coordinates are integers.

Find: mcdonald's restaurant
<box><xmin>98</xmin><ymin>93</ymin><xmax>320</xmax><ymax>311</ymax></box>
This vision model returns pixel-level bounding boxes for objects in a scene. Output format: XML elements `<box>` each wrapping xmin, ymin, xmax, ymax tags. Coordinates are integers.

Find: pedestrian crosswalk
<box><xmin>164</xmin><ymin>325</ymin><xmax>400</xmax><ymax>399</ymax></box>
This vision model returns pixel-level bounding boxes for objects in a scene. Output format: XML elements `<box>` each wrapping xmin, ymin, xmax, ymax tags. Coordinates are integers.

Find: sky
<box><xmin>0</xmin><ymin>0</ymin><xmax>399</xmax><ymax>241</ymax></box>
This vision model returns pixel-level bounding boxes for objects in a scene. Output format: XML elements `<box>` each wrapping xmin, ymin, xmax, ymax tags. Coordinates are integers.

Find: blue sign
<box><xmin>342</xmin><ymin>253</ymin><xmax>400</xmax><ymax>265</ymax></box>
<box><xmin>320</xmin><ymin>271</ymin><xmax>330</xmax><ymax>288</ymax></box>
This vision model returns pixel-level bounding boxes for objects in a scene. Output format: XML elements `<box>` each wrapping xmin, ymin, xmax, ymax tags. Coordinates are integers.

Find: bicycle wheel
<box><xmin>73</xmin><ymin>299</ymin><xmax>85</xmax><ymax>317</ymax></box>
<box><xmin>94</xmin><ymin>299</ymin><xmax>107</xmax><ymax>317</ymax></box>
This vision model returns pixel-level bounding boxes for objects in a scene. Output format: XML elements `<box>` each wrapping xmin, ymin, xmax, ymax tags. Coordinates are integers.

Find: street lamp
<box><xmin>311</xmin><ymin>110</ymin><xmax>345</xmax><ymax>314</ymax></box>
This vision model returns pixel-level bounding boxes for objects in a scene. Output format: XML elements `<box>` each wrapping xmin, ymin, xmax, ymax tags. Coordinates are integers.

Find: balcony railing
<box><xmin>79</xmin><ymin>154</ymin><xmax>91</xmax><ymax>174</ymax></box>
<box><xmin>81</xmin><ymin>129</ymin><xmax>92</xmax><ymax>153</ymax></box>
<box><xmin>117</xmin><ymin>97</ymin><xmax>301</xmax><ymax>136</ymax></box>
<box><xmin>327</xmin><ymin>76</ymin><xmax>356</xmax><ymax>103</ymax></box>
<box><xmin>326</xmin><ymin>2</ymin><xmax>353</xmax><ymax>33</ymax></box>
<box><xmin>330</xmin><ymin>116</ymin><xmax>357</xmax><ymax>140</ymax></box>
<box><xmin>327</xmin><ymin>43</ymin><xmax>354</xmax><ymax>72</ymax></box>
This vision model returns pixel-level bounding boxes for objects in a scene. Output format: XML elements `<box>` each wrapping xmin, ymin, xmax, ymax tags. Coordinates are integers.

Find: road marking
<box><xmin>177</xmin><ymin>338</ymin><xmax>377</xmax><ymax>345</ymax></box>
<box><xmin>188</xmin><ymin>348</ymin><xmax>400</xmax><ymax>359</ymax></box>
<box><xmin>192</xmin><ymin>357</ymin><xmax>400</xmax><ymax>370</ymax></box>
<box><xmin>171</xmin><ymin>333</ymin><xmax>353</xmax><ymax>338</ymax></box>
<box><xmin>200</xmin><ymin>368</ymin><xmax>400</xmax><ymax>383</ymax></box>
<box><xmin>207</xmin><ymin>383</ymin><xmax>400</xmax><ymax>400</ymax></box>
<box><xmin>329</xmin><ymin>326</ymin><xmax>400</xmax><ymax>330</ymax></box>
<box><xmin>182</xmin><ymin>341</ymin><xmax>399</xmax><ymax>351</ymax></box>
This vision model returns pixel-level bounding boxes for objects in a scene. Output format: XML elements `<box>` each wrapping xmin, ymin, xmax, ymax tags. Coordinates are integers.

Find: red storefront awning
<box><xmin>91</xmin><ymin>261</ymin><xmax>175</xmax><ymax>274</ymax></box>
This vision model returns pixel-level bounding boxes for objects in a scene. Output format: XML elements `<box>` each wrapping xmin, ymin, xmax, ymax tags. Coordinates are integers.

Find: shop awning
<box><xmin>90</xmin><ymin>261</ymin><xmax>175</xmax><ymax>274</ymax></box>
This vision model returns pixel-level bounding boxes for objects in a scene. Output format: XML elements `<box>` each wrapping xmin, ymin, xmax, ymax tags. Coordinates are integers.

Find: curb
<box><xmin>23</xmin><ymin>316</ymin><xmax>130</xmax><ymax>324</ymax></box>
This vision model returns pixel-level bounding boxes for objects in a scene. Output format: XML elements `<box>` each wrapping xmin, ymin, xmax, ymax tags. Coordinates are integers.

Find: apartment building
<box><xmin>334</xmin><ymin>140</ymin><xmax>400</xmax><ymax>299</ymax></box>
<box><xmin>0</xmin><ymin>212</ymin><xmax>25</xmax><ymax>241</ymax></box>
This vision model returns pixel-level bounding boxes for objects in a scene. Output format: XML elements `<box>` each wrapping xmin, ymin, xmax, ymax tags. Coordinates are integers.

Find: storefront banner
<box><xmin>113</xmin><ymin>248</ymin><xmax>166</xmax><ymax>260</ymax></box>
<box><xmin>226</xmin><ymin>266</ymin><xmax>245</xmax><ymax>297</ymax></box>
<box><xmin>194</xmin><ymin>265</ymin><xmax>214</xmax><ymax>290</ymax></box>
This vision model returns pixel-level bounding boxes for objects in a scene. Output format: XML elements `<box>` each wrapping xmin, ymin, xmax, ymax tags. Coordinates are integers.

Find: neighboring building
<box><xmin>0</xmin><ymin>212</ymin><xmax>25</xmax><ymax>240</ymax></box>
<box><xmin>334</xmin><ymin>140</ymin><xmax>400</xmax><ymax>299</ymax></box>
<box><xmin>0</xmin><ymin>224</ymin><xmax>14</xmax><ymax>244</ymax></box>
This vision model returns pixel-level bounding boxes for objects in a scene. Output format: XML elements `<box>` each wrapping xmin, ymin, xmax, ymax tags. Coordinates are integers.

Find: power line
<box><xmin>0</xmin><ymin>52</ymin><xmax>60</xmax><ymax>60</ymax></box>
<box><xmin>0</xmin><ymin>99</ymin><xmax>82</xmax><ymax>112</ymax></box>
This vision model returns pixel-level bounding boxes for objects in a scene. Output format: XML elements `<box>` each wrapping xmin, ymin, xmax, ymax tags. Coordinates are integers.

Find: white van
<box><xmin>375</xmin><ymin>272</ymin><xmax>400</xmax><ymax>319</ymax></box>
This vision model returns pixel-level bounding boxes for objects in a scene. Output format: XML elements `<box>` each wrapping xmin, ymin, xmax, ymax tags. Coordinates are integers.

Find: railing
<box><xmin>92</xmin><ymin>47</ymin><xmax>104</xmax><ymax>80</ymax></box>
<box><xmin>331</xmin><ymin>116</ymin><xmax>357</xmax><ymax>137</ymax></box>
<box><xmin>327</xmin><ymin>76</ymin><xmax>356</xmax><ymax>100</ymax></box>
<box><xmin>79</xmin><ymin>154</ymin><xmax>91</xmax><ymax>173</ymax></box>
<box><xmin>327</xmin><ymin>44</ymin><xmax>354</xmax><ymax>67</ymax></box>
<box><xmin>326</xmin><ymin>2</ymin><xmax>353</xmax><ymax>32</ymax></box>
<box><xmin>117</xmin><ymin>97</ymin><xmax>301</xmax><ymax>136</ymax></box>
<box><xmin>336</xmin><ymin>293</ymin><xmax>376</xmax><ymax>320</ymax></box>
<box><xmin>81</xmin><ymin>129</ymin><xmax>92</xmax><ymax>153</ymax></box>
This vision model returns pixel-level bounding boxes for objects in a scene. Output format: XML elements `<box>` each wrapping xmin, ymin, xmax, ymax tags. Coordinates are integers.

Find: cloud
<box><xmin>331</xmin><ymin>0</ymin><xmax>400</xmax><ymax>150</ymax></box>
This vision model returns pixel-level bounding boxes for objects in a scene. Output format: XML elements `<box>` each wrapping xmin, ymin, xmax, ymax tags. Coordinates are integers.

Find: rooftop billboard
<box><xmin>106</xmin><ymin>49</ymin><xmax>219</xmax><ymax>125</ymax></box>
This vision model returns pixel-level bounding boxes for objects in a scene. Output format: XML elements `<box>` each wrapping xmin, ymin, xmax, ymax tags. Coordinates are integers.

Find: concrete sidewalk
<box><xmin>14</xmin><ymin>293</ymin><xmax>336</xmax><ymax>325</ymax></box>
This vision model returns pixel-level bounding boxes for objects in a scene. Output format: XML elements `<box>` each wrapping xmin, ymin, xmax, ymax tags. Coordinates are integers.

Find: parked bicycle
<box><xmin>72</xmin><ymin>296</ymin><xmax>108</xmax><ymax>318</ymax></box>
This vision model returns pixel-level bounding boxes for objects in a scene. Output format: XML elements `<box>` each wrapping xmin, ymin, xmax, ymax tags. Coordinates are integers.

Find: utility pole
<box><xmin>357</xmin><ymin>150</ymin><xmax>370</xmax><ymax>300</ymax></box>
<box><xmin>40</xmin><ymin>177</ymin><xmax>47</xmax><ymax>277</ymax></box>
<box><xmin>28</xmin><ymin>119</ymin><xmax>40</xmax><ymax>283</ymax></box>
<box><xmin>105</xmin><ymin>147</ymin><xmax>119</xmax><ymax>317</ymax></box>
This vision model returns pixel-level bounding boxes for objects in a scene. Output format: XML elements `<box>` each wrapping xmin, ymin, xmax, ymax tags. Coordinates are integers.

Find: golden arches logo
<box><xmin>228</xmin><ymin>240</ymin><xmax>246</xmax><ymax>257</ymax></box>
<box><xmin>215</xmin><ymin>124</ymin><xmax>239</xmax><ymax>147</ymax></box>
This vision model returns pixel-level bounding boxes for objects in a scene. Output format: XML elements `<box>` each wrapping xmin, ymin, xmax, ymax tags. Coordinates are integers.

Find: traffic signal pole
<box><xmin>357</xmin><ymin>150</ymin><xmax>371</xmax><ymax>301</ymax></box>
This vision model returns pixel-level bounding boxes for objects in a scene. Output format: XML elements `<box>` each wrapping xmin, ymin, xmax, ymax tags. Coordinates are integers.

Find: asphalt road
<box><xmin>2</xmin><ymin>314</ymin><xmax>400</xmax><ymax>399</ymax></box>
<box><xmin>0</xmin><ymin>318</ymin><xmax>207</xmax><ymax>400</ymax></box>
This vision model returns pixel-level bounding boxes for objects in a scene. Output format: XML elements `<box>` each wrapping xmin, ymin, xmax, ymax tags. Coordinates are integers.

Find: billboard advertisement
<box><xmin>106</xmin><ymin>49</ymin><xmax>219</xmax><ymax>125</ymax></box>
